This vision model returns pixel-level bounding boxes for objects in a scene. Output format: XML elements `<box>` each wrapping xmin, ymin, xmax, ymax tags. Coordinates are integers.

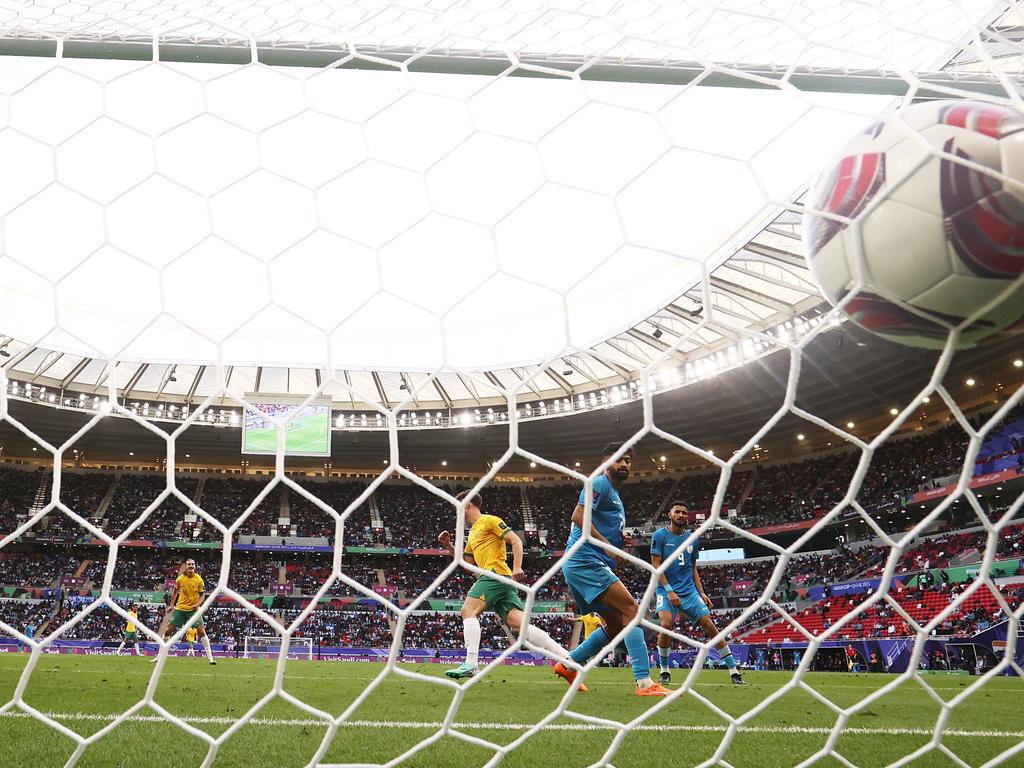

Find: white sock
<box><xmin>200</xmin><ymin>634</ymin><xmax>213</xmax><ymax>662</ymax></box>
<box><xmin>658</xmin><ymin>646</ymin><xmax>671</xmax><ymax>671</ymax></box>
<box><xmin>637</xmin><ymin>677</ymin><xmax>656</xmax><ymax>689</ymax></box>
<box><xmin>115</xmin><ymin>642</ymin><xmax>125</xmax><ymax>654</ymax></box>
<box><xmin>525</xmin><ymin>625</ymin><xmax>570</xmax><ymax>660</ymax></box>
<box><xmin>133</xmin><ymin>644</ymin><xmax>140</xmax><ymax>656</ymax></box>
<box><xmin>463</xmin><ymin>618</ymin><xmax>481</xmax><ymax>667</ymax></box>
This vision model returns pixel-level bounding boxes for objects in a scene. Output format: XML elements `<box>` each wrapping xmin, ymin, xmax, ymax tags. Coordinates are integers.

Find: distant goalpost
<box><xmin>243</xmin><ymin>635</ymin><xmax>314</xmax><ymax>661</ymax></box>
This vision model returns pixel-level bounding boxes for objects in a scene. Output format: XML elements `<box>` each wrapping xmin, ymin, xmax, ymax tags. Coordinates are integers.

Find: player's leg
<box><xmin>445</xmin><ymin>592</ymin><xmax>486</xmax><ymax>679</ymax></box>
<box><xmin>695</xmin><ymin>609</ymin><xmax>743</xmax><ymax>685</ymax></box>
<box><xmin>116</xmin><ymin>636</ymin><xmax>126</xmax><ymax>655</ymax></box>
<box><xmin>505</xmin><ymin>609</ymin><xmax>570</xmax><ymax>661</ymax></box>
<box><xmin>596</xmin><ymin>580</ymin><xmax>666</xmax><ymax>695</ymax></box>
<box><xmin>196</xmin><ymin>624</ymin><xmax>216</xmax><ymax>665</ymax></box>
<box><xmin>187</xmin><ymin>641</ymin><xmax>195</xmax><ymax>656</ymax></box>
<box><xmin>656</xmin><ymin>606</ymin><xmax>676</xmax><ymax>684</ymax></box>
<box><xmin>152</xmin><ymin>610</ymin><xmax>182</xmax><ymax>662</ymax></box>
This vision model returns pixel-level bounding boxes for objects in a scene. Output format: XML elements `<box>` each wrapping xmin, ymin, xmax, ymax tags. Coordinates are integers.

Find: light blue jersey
<box><xmin>565</xmin><ymin>474</ymin><xmax>625</xmax><ymax>569</ymax></box>
<box><xmin>650</xmin><ymin>526</ymin><xmax>699</xmax><ymax>595</ymax></box>
<box><xmin>24</xmin><ymin>624</ymin><xmax>34</xmax><ymax>639</ymax></box>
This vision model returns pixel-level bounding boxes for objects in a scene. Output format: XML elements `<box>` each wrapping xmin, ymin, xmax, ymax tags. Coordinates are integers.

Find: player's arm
<box><xmin>693</xmin><ymin>562</ymin><xmax>712</xmax><ymax>609</ymax></box>
<box><xmin>437</xmin><ymin>530</ymin><xmax>475</xmax><ymax>563</ymax></box>
<box><xmin>505</xmin><ymin>529</ymin><xmax>526</xmax><ymax>582</ymax></box>
<box><xmin>649</xmin><ymin>553</ymin><xmax>681</xmax><ymax>607</ymax></box>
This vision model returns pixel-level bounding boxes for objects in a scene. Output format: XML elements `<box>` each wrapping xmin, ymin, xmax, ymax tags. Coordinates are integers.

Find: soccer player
<box><xmin>185</xmin><ymin>626</ymin><xmax>198</xmax><ymax>657</ymax></box>
<box><xmin>151</xmin><ymin>558</ymin><xmax>216</xmax><ymax>665</ymax></box>
<box><xmin>650</xmin><ymin>501</ymin><xmax>744</xmax><ymax>685</ymax></box>
<box><xmin>115</xmin><ymin>604</ymin><xmax>142</xmax><ymax>656</ymax></box>
<box><xmin>574</xmin><ymin>612</ymin><xmax>604</xmax><ymax>645</ymax></box>
<box><xmin>555</xmin><ymin>443</ymin><xmax>669</xmax><ymax>696</ymax></box>
<box><xmin>438</xmin><ymin>490</ymin><xmax>580</xmax><ymax>684</ymax></box>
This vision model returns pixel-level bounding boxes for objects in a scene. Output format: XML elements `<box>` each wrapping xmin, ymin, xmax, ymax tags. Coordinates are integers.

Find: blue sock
<box><xmin>570</xmin><ymin>627</ymin><xmax>608</xmax><ymax>666</ymax></box>
<box><xmin>624</xmin><ymin>627</ymin><xmax>651</xmax><ymax>681</ymax></box>
<box><xmin>720</xmin><ymin>648</ymin><xmax>737</xmax><ymax>671</ymax></box>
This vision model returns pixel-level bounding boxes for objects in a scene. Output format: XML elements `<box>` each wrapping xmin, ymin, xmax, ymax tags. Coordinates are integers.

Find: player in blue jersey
<box><xmin>554</xmin><ymin>443</ymin><xmax>669</xmax><ymax>697</ymax></box>
<box><xmin>650</xmin><ymin>501</ymin><xmax>744</xmax><ymax>685</ymax></box>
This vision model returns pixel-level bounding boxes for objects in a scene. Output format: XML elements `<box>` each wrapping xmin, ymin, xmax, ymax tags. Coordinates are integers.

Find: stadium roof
<box><xmin>0</xmin><ymin>0</ymin><xmax>1018</xmax><ymax>417</ymax></box>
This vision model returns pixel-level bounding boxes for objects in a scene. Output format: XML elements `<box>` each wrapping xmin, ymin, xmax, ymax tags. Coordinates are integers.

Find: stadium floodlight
<box><xmin>796</xmin><ymin>434</ymin><xmax>805</xmax><ymax>441</ymax></box>
<box><xmin>846</xmin><ymin>421</ymin><xmax>855</xmax><ymax>428</ymax></box>
<box><xmin>966</xmin><ymin>378</ymin><xmax>976</xmax><ymax>386</ymax></box>
<box><xmin>1015</xmin><ymin>359</ymin><xmax>1023</xmax><ymax>368</ymax></box>
<box><xmin>890</xmin><ymin>408</ymin><xmax>899</xmax><ymax>415</ymax></box>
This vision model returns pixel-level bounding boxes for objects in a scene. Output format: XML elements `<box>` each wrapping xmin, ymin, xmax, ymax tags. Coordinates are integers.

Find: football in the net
<box><xmin>802</xmin><ymin>100</ymin><xmax>1024</xmax><ymax>349</ymax></box>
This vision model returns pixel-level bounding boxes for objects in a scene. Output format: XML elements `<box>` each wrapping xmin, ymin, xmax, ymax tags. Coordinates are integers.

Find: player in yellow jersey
<box><xmin>574</xmin><ymin>613</ymin><xmax>604</xmax><ymax>642</ymax></box>
<box><xmin>151</xmin><ymin>559</ymin><xmax>217</xmax><ymax>665</ymax></box>
<box><xmin>438</xmin><ymin>491</ymin><xmax>582</xmax><ymax>687</ymax></box>
<box><xmin>115</xmin><ymin>603</ymin><xmax>141</xmax><ymax>656</ymax></box>
<box><xmin>185</xmin><ymin>627</ymin><xmax>198</xmax><ymax>656</ymax></box>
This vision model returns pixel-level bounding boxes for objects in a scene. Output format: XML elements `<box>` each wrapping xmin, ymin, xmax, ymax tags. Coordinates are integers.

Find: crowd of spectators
<box><xmin>673</xmin><ymin>469</ymin><xmax>752</xmax><ymax>516</ymax></box>
<box><xmin>0</xmin><ymin>549</ymin><xmax>82</xmax><ymax>587</ymax></box>
<box><xmin>868</xmin><ymin>522</ymin><xmax>1024</xmax><ymax>576</ymax></box>
<box><xmin>287</xmin><ymin>481</ymin><xmax>367</xmax><ymax>539</ymax></box>
<box><xmin>56</xmin><ymin>596</ymin><xmax>162</xmax><ymax>640</ymax></box>
<box><xmin>747</xmin><ymin>574</ymin><xmax>1024</xmax><ymax>643</ymax></box>
<box><xmin>0</xmin><ymin>466</ymin><xmax>45</xmax><ymax>537</ymax></box>
<box><xmin>0</xmin><ymin>598</ymin><xmax>54</xmax><ymax>635</ymax></box>
<box><xmin>374</xmin><ymin>483</ymin><xmax>527</xmax><ymax>549</ymax></box>
<box><xmin>284</xmin><ymin>556</ymin><xmax>381</xmax><ymax>598</ymax></box>
<box><xmin>100</xmin><ymin>473</ymin><xmax>200</xmax><ymax>541</ymax></box>
<box><xmin>192</xmin><ymin>478</ymin><xmax>266</xmax><ymax>541</ymax></box>
<box><xmin>741</xmin><ymin>455</ymin><xmax>852</xmax><ymax>527</ymax></box>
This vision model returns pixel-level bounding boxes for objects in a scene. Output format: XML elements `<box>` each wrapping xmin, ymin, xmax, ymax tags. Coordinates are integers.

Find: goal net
<box><xmin>0</xmin><ymin>0</ymin><xmax>1021</xmax><ymax>767</ymax></box>
<box><xmin>244</xmin><ymin>636</ymin><xmax>314</xmax><ymax>661</ymax></box>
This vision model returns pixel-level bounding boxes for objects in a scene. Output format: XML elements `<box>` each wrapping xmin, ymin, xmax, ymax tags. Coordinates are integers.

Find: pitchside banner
<box><xmin>904</xmin><ymin>558</ymin><xmax>1021</xmax><ymax>588</ymax></box>
<box><xmin>908</xmin><ymin>467</ymin><xmax>1020</xmax><ymax>505</ymax></box>
<box><xmin>804</xmin><ymin>578</ymin><xmax>883</xmax><ymax>602</ymax></box>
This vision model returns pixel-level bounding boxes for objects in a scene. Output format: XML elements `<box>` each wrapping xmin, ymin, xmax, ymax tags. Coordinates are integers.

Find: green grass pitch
<box><xmin>0</xmin><ymin>655</ymin><xmax>1021</xmax><ymax>767</ymax></box>
<box><xmin>242</xmin><ymin>414</ymin><xmax>329</xmax><ymax>455</ymax></box>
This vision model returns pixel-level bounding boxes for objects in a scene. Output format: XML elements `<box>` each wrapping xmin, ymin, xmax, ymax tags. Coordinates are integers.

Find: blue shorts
<box><xmin>562</xmin><ymin>559</ymin><xmax>620</xmax><ymax>615</ymax></box>
<box><xmin>655</xmin><ymin>589</ymin><xmax>710</xmax><ymax>624</ymax></box>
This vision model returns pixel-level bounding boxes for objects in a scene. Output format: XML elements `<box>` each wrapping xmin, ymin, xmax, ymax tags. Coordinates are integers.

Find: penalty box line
<box><xmin>0</xmin><ymin>712</ymin><xmax>1021</xmax><ymax>738</ymax></box>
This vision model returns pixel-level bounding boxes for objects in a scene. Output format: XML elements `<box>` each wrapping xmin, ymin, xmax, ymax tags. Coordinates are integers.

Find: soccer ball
<box><xmin>802</xmin><ymin>100</ymin><xmax>1024</xmax><ymax>349</ymax></box>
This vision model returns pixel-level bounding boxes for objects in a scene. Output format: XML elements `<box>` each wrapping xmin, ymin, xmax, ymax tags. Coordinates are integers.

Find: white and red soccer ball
<box><xmin>803</xmin><ymin>100</ymin><xmax>1024</xmax><ymax>349</ymax></box>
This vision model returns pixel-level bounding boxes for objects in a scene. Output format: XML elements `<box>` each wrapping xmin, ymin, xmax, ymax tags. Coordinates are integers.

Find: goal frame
<box><xmin>242</xmin><ymin>635</ymin><xmax>314</xmax><ymax>660</ymax></box>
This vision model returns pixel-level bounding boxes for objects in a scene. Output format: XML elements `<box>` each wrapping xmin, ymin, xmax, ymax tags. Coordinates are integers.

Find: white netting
<box><xmin>0</xmin><ymin>0</ymin><xmax>1022</xmax><ymax>766</ymax></box>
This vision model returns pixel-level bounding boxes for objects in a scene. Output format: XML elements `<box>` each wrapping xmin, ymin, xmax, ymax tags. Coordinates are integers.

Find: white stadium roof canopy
<box><xmin>0</xmin><ymin>0</ymin><xmax>1018</xmax><ymax>409</ymax></box>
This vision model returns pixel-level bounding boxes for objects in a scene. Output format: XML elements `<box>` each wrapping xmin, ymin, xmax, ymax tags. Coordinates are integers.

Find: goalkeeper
<box><xmin>438</xmin><ymin>490</ymin><xmax>581</xmax><ymax>685</ymax></box>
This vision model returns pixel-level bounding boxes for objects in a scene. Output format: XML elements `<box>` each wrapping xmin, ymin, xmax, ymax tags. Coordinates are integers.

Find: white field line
<box><xmin>0</xmin><ymin>711</ymin><xmax>1021</xmax><ymax>738</ymax></box>
<box><xmin>0</xmin><ymin>659</ymin><xmax>1009</xmax><ymax>692</ymax></box>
